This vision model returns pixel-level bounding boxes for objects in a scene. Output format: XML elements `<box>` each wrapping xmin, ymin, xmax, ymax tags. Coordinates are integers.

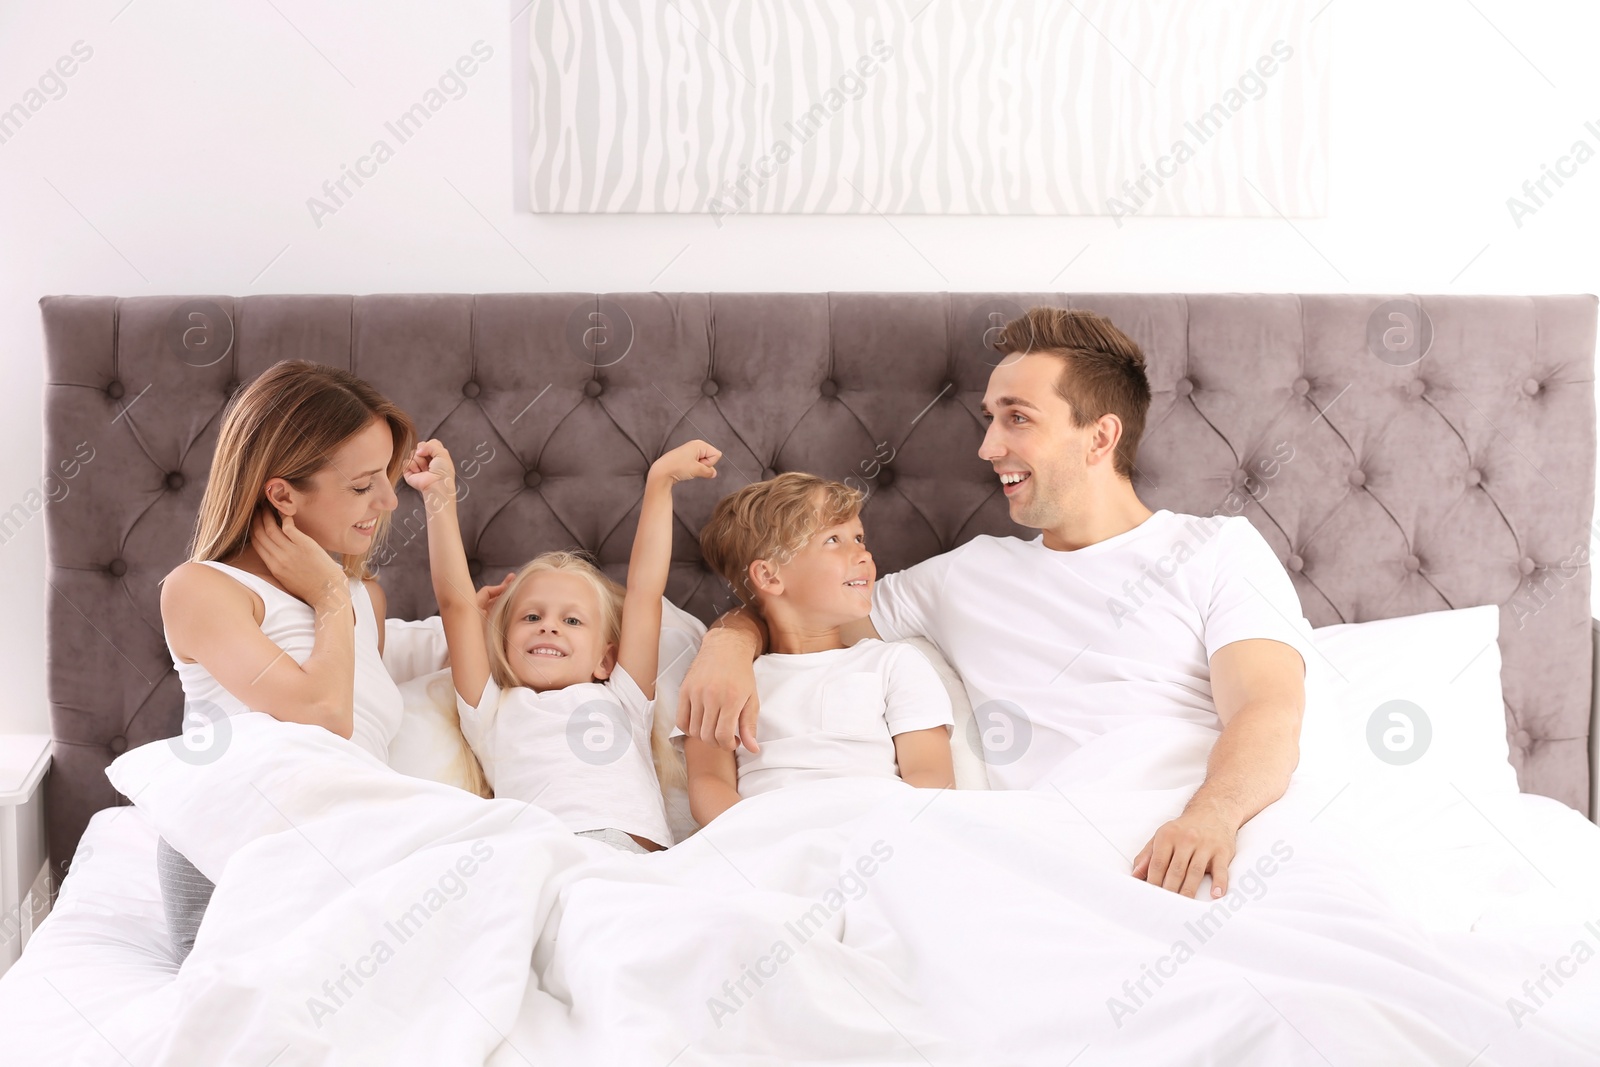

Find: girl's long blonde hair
<box><xmin>486</xmin><ymin>550</ymin><xmax>686</xmax><ymax>792</ymax></box>
<box><xmin>190</xmin><ymin>360</ymin><xmax>416</xmax><ymax>579</ymax></box>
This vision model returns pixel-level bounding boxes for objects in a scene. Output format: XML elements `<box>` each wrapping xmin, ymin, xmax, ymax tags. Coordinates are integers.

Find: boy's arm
<box><xmin>408</xmin><ymin>441</ymin><xmax>491</xmax><ymax>709</ymax></box>
<box><xmin>883</xmin><ymin>645</ymin><xmax>956</xmax><ymax>789</ymax></box>
<box><xmin>893</xmin><ymin>727</ymin><xmax>955</xmax><ymax>789</ymax></box>
<box><xmin>685</xmin><ymin>735</ymin><xmax>743</xmax><ymax>824</ymax></box>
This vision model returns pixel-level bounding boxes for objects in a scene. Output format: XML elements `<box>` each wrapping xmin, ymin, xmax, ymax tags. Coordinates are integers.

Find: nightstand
<box><xmin>0</xmin><ymin>734</ymin><xmax>51</xmax><ymax>978</ymax></box>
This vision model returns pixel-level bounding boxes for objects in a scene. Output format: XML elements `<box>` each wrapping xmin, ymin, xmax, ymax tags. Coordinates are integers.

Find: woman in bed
<box><xmin>156</xmin><ymin>359</ymin><xmax>417</xmax><ymax>961</ymax></box>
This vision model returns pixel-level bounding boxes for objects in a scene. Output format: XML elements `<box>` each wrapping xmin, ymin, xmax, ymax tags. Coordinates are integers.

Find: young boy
<box><xmin>683</xmin><ymin>472</ymin><xmax>955</xmax><ymax>825</ymax></box>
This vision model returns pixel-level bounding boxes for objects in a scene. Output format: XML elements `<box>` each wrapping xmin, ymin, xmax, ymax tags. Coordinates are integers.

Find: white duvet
<box><xmin>69</xmin><ymin>712</ymin><xmax>1600</xmax><ymax>1066</ymax></box>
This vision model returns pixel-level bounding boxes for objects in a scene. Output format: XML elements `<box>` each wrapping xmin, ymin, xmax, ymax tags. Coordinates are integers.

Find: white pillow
<box><xmin>1297</xmin><ymin>604</ymin><xmax>1520</xmax><ymax>797</ymax></box>
<box><xmin>383</xmin><ymin>598</ymin><xmax>707</xmax><ymax>804</ymax></box>
<box><xmin>388</xmin><ymin>669</ymin><xmax>493</xmax><ymax>798</ymax></box>
<box><xmin>379</xmin><ymin>617</ymin><xmax>453</xmax><ymax>688</ymax></box>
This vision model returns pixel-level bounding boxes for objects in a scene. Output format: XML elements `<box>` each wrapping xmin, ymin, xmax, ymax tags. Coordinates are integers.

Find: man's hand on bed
<box><xmin>1128</xmin><ymin>639</ymin><xmax>1303</xmax><ymax>898</ymax></box>
<box><xmin>1130</xmin><ymin>806</ymin><xmax>1237</xmax><ymax>899</ymax></box>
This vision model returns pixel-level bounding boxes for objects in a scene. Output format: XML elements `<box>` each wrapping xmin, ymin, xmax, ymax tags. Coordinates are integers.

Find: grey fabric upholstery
<box><xmin>577</xmin><ymin>828</ymin><xmax>653</xmax><ymax>854</ymax></box>
<box><xmin>154</xmin><ymin>835</ymin><xmax>213</xmax><ymax>963</ymax></box>
<box><xmin>39</xmin><ymin>292</ymin><xmax>1598</xmax><ymax>891</ymax></box>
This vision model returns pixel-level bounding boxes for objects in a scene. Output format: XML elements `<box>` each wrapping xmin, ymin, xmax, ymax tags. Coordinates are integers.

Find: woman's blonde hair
<box><xmin>484</xmin><ymin>549</ymin><xmax>686</xmax><ymax>793</ymax></box>
<box><xmin>190</xmin><ymin>360</ymin><xmax>416</xmax><ymax>579</ymax></box>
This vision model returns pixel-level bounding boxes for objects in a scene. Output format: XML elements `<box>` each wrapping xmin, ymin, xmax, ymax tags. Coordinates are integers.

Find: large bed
<box><xmin>7</xmin><ymin>291</ymin><xmax>1600</xmax><ymax>1065</ymax></box>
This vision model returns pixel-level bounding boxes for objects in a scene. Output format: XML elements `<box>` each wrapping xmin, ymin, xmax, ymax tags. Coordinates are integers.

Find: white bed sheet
<box><xmin>0</xmin><ymin>805</ymin><xmax>178</xmax><ymax>1064</ymax></box>
<box><xmin>1313</xmin><ymin>780</ymin><xmax>1600</xmax><ymax>935</ymax></box>
<box><xmin>4</xmin><ymin>769</ymin><xmax>1600</xmax><ymax>1063</ymax></box>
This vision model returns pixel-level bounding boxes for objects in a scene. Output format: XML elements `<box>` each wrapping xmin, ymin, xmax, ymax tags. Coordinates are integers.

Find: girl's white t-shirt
<box><xmin>869</xmin><ymin>510</ymin><xmax>1315</xmax><ymax>791</ymax></box>
<box><xmin>457</xmin><ymin>664</ymin><xmax>673</xmax><ymax>847</ymax></box>
<box><xmin>693</xmin><ymin>638</ymin><xmax>954</xmax><ymax>799</ymax></box>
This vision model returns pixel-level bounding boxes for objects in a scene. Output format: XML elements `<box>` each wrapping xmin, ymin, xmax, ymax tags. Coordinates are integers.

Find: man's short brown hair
<box><xmin>699</xmin><ymin>472</ymin><xmax>863</xmax><ymax>611</ymax></box>
<box><xmin>995</xmin><ymin>307</ymin><xmax>1152</xmax><ymax>479</ymax></box>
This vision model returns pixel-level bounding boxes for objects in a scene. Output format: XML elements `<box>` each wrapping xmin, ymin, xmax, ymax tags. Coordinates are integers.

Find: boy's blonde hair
<box><xmin>698</xmin><ymin>472</ymin><xmax>865</xmax><ymax>612</ymax></box>
<box><xmin>484</xmin><ymin>548</ymin><xmax>684</xmax><ymax>793</ymax></box>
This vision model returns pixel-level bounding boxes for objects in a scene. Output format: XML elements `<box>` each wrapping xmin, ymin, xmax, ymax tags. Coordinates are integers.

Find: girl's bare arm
<box><xmin>616</xmin><ymin>440</ymin><xmax>721</xmax><ymax>698</ymax></box>
<box><xmin>407</xmin><ymin>440</ymin><xmax>492</xmax><ymax>708</ymax></box>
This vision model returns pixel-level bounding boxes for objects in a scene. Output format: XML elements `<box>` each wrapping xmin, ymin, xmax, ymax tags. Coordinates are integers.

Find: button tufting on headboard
<box><xmin>36</xmin><ymin>291</ymin><xmax>1600</xmax><ymax>889</ymax></box>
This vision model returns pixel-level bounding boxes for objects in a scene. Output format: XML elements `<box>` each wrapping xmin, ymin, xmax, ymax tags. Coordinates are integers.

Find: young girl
<box><xmin>404</xmin><ymin>437</ymin><xmax>720</xmax><ymax>853</ymax></box>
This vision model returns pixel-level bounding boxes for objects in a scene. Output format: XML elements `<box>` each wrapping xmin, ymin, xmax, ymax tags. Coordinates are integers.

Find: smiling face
<box><xmin>501</xmin><ymin>569</ymin><xmax>616</xmax><ymax>691</ymax></box>
<box><xmin>979</xmin><ymin>352</ymin><xmax>1110</xmax><ymax>532</ymax></box>
<box><xmin>752</xmin><ymin>495</ymin><xmax>875</xmax><ymax>630</ymax></box>
<box><xmin>267</xmin><ymin>417</ymin><xmax>399</xmax><ymax>556</ymax></box>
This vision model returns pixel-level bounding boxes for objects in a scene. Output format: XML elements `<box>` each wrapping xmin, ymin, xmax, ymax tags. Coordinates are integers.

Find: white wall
<box><xmin>0</xmin><ymin>0</ymin><xmax>1596</xmax><ymax>734</ymax></box>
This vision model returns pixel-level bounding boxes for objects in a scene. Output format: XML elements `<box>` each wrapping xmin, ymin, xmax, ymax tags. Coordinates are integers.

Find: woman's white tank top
<box><xmin>165</xmin><ymin>560</ymin><xmax>403</xmax><ymax>762</ymax></box>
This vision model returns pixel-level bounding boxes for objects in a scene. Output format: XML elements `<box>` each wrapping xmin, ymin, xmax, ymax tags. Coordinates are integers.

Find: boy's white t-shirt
<box><xmin>678</xmin><ymin>638</ymin><xmax>954</xmax><ymax>798</ymax></box>
<box><xmin>457</xmin><ymin>663</ymin><xmax>673</xmax><ymax>847</ymax></box>
<box><xmin>869</xmin><ymin>510</ymin><xmax>1314</xmax><ymax>791</ymax></box>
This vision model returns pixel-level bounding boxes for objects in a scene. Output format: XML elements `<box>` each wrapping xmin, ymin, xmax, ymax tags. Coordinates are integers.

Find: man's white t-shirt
<box><xmin>869</xmin><ymin>510</ymin><xmax>1314</xmax><ymax>791</ymax></box>
<box><xmin>677</xmin><ymin>638</ymin><xmax>954</xmax><ymax>798</ymax></box>
<box><xmin>457</xmin><ymin>663</ymin><xmax>674</xmax><ymax>847</ymax></box>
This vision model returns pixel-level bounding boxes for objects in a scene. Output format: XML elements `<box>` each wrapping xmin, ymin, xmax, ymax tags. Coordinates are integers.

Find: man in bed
<box><xmin>675</xmin><ymin>305</ymin><xmax>1313</xmax><ymax>901</ymax></box>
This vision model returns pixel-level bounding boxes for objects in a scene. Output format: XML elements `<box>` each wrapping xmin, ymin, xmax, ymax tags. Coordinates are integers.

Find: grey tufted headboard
<box><xmin>39</xmin><ymin>292</ymin><xmax>1598</xmax><ymax>888</ymax></box>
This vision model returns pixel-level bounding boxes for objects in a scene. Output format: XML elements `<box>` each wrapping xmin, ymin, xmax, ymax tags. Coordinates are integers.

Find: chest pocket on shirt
<box><xmin>822</xmin><ymin>672</ymin><xmax>887</xmax><ymax>738</ymax></box>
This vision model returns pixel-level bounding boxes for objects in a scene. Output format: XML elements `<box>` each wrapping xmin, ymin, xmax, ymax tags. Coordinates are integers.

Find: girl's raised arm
<box><xmin>405</xmin><ymin>439</ymin><xmax>491</xmax><ymax>708</ymax></box>
<box><xmin>616</xmin><ymin>440</ymin><xmax>721</xmax><ymax>699</ymax></box>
